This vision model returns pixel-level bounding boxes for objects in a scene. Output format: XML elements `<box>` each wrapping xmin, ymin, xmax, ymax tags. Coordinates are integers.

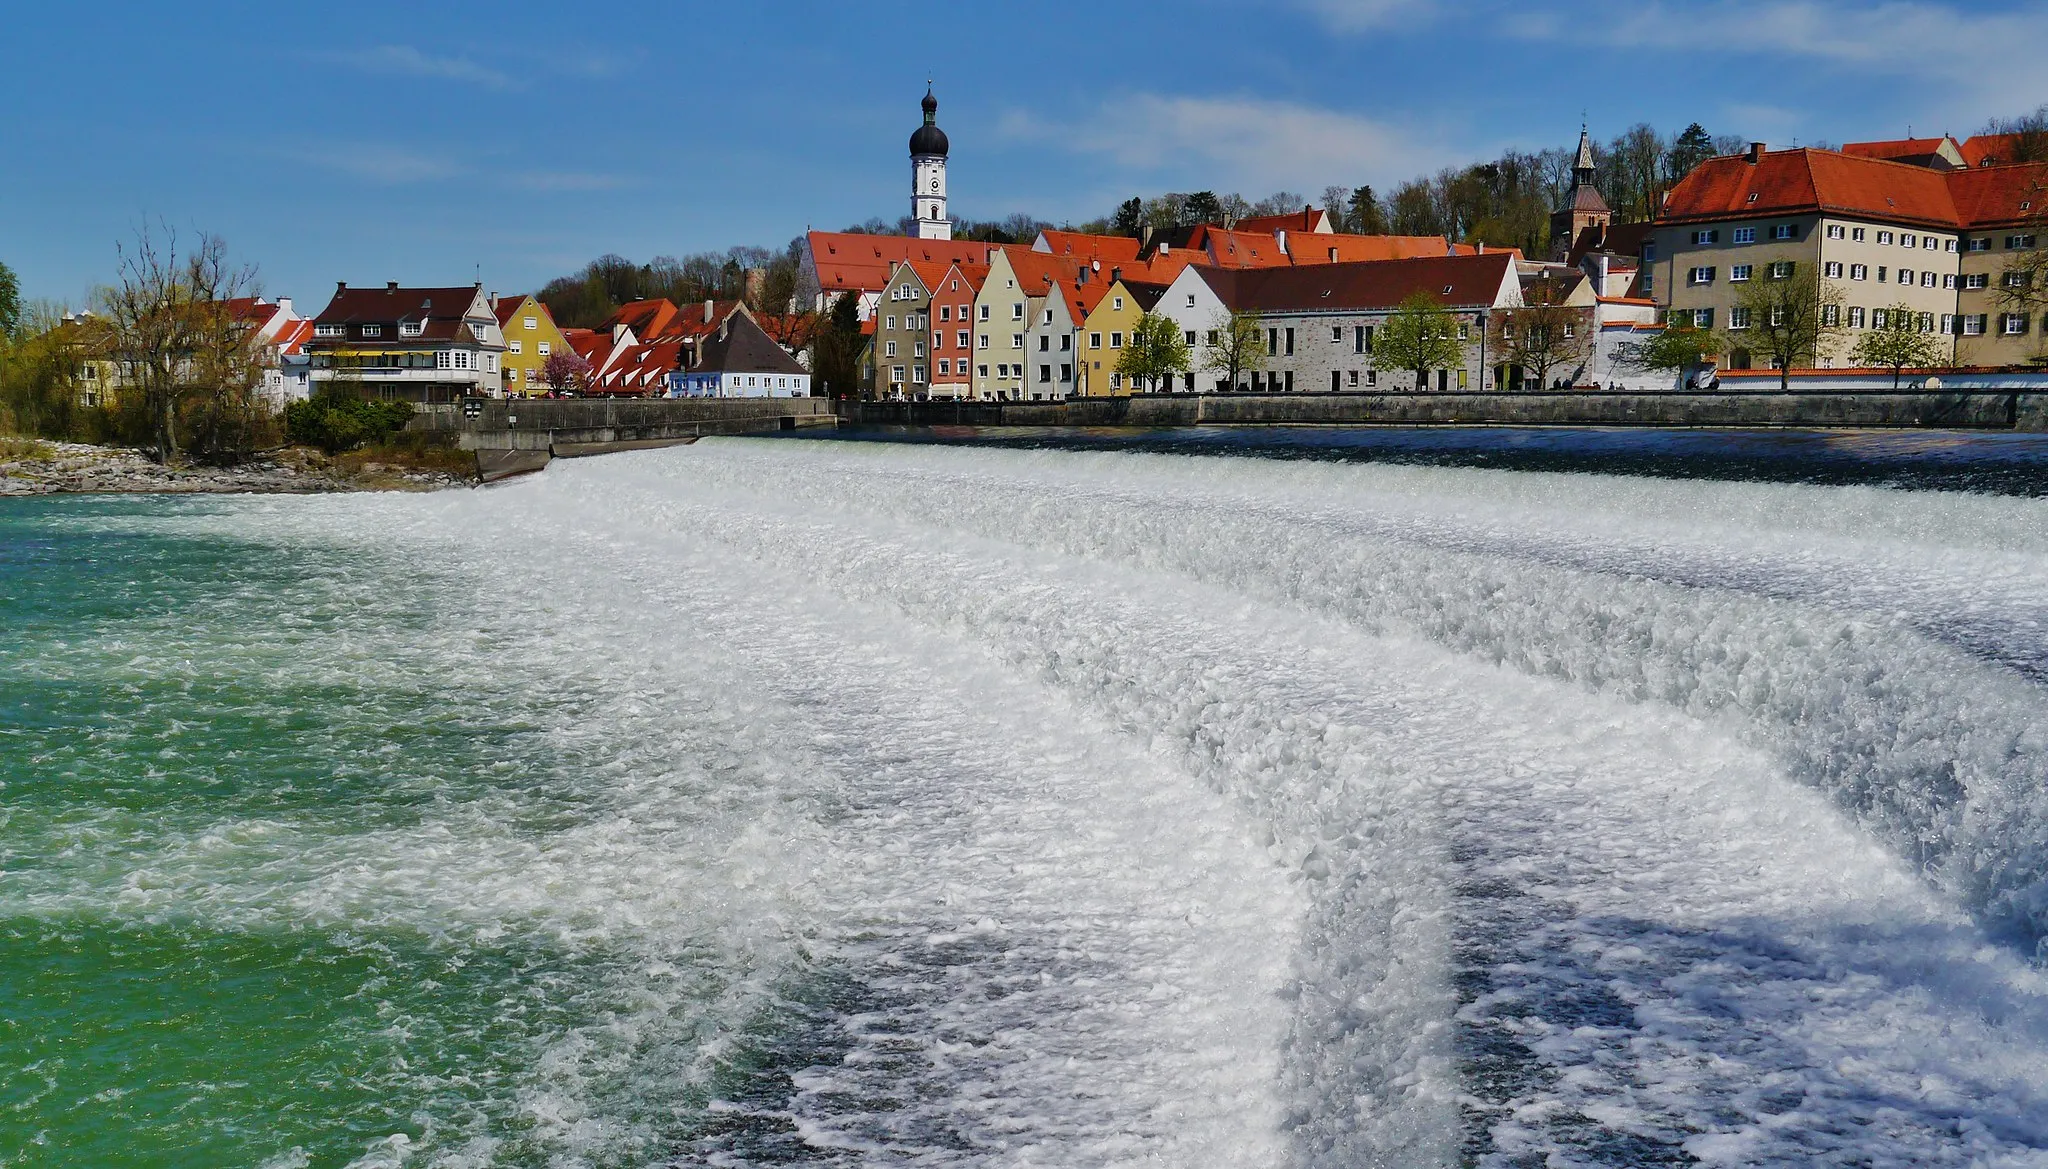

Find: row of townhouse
<box><xmin>1645</xmin><ymin>137</ymin><xmax>2048</xmax><ymax>370</ymax></box>
<box><xmin>295</xmin><ymin>282</ymin><xmax>807</xmax><ymax>402</ymax></box>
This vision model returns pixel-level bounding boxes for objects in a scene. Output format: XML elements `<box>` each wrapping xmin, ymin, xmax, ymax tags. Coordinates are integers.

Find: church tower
<box><xmin>910</xmin><ymin>87</ymin><xmax>951</xmax><ymax>240</ymax></box>
<box><xmin>1551</xmin><ymin>127</ymin><xmax>1612</xmax><ymax>259</ymax></box>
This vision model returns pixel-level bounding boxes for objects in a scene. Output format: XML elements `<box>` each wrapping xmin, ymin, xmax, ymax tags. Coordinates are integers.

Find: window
<box><xmin>1038</xmin><ymin>364</ymin><xmax>1051</xmax><ymax>383</ymax></box>
<box><xmin>1877</xmin><ymin>266</ymin><xmax>1888</xmax><ymax>282</ymax></box>
<box><xmin>314</xmin><ymin>324</ymin><xmax>344</xmax><ymax>337</ymax></box>
<box><xmin>891</xmin><ymin>365</ymin><xmax>906</xmax><ymax>383</ymax></box>
<box><xmin>1110</xmin><ymin>373</ymin><xmax>1123</xmax><ymax>389</ymax></box>
<box><xmin>1456</xmin><ymin>324</ymin><xmax>1469</xmax><ymax>341</ymax></box>
<box><xmin>1187</xmin><ymin>330</ymin><xmax>1198</xmax><ymax>345</ymax></box>
<box><xmin>1768</xmin><ymin>306</ymin><xmax>1785</xmax><ymax>327</ymax></box>
<box><xmin>884</xmin><ymin>341</ymin><xmax>897</xmax><ymax>358</ymax></box>
<box><xmin>1285</xmin><ymin>327</ymin><xmax>1295</xmax><ymax>355</ymax></box>
<box><xmin>1941</xmin><ymin>314</ymin><xmax>1955</xmax><ymax>334</ymax></box>
<box><xmin>1772</xmin><ymin>224</ymin><xmax>1797</xmax><ymax>241</ymax></box>
<box><xmin>913</xmin><ymin>340</ymin><xmax>926</xmax><ymax>357</ymax></box>
<box><xmin>1943</xmin><ymin>274</ymin><xmax>1958</xmax><ymax>289</ymax></box>
<box><xmin>1824</xmin><ymin>262</ymin><xmax>1843</xmax><ymax>278</ymax></box>
<box><xmin>1643</xmin><ymin>242</ymin><xmax>1658</xmax><ymax>261</ymax></box>
<box><xmin>1061</xmin><ymin>334</ymin><xmax>1071</xmax><ymax>351</ymax></box>
<box><xmin>978</xmin><ymin>305</ymin><xmax>990</xmax><ymax>320</ymax></box>
<box><xmin>1012</xmin><ymin>304</ymin><xmax>1024</xmax><ymax>320</ymax></box>
<box><xmin>509</xmin><ymin>340</ymin><xmax>523</xmax><ymax>354</ymax></box>
<box><xmin>2003</xmin><ymin>313</ymin><xmax>2030</xmax><ymax>335</ymax></box>
<box><xmin>995</xmin><ymin>363</ymin><xmax>1008</xmax><ymax>378</ymax></box>
<box><xmin>1848</xmin><ymin>306</ymin><xmax>1865</xmax><ymax>328</ymax></box>
<box><xmin>912</xmin><ymin>365</ymin><xmax>926</xmax><ymax>383</ymax></box>
<box><xmin>361</xmin><ymin>324</ymin><xmax>383</xmax><ymax>338</ymax></box>
<box><xmin>1965</xmin><ymin>273</ymin><xmax>1989</xmax><ymax>289</ymax></box>
<box><xmin>1692</xmin><ymin>229</ymin><xmax>1719</xmax><ymax>245</ymax></box>
<box><xmin>1266</xmin><ymin>327</ymin><xmax>1278</xmax><ymax>355</ymax></box>
<box><xmin>2007</xmin><ymin>235</ymin><xmax>2038</xmax><ymax>249</ymax></box>
<box><xmin>1331</xmin><ymin>326</ymin><xmax>1343</xmax><ymax>342</ymax></box>
<box><xmin>886</xmin><ymin>315</ymin><xmax>897</xmax><ymax>330</ymax></box>
<box><xmin>1109</xmin><ymin>332</ymin><xmax>1125</xmax><ymax>348</ymax></box>
<box><xmin>1038</xmin><ymin>335</ymin><xmax>1049</xmax><ymax>351</ymax></box>
<box><xmin>1695</xmin><ymin>308</ymin><xmax>1715</xmax><ymax>329</ymax></box>
<box><xmin>1918</xmin><ymin>312</ymin><xmax>1935</xmax><ymax>333</ymax></box>
<box><xmin>939</xmin><ymin>305</ymin><xmax>951</xmax><ymax>322</ymax></box>
<box><xmin>977</xmin><ymin>364</ymin><xmax>988</xmax><ymax>377</ymax></box>
<box><xmin>537</xmin><ymin>341</ymin><xmax>550</xmax><ymax>356</ymax></box>
<box><xmin>1872</xmin><ymin>309</ymin><xmax>1889</xmax><ymax>328</ymax></box>
<box><xmin>1925</xmin><ymin>236</ymin><xmax>1941</xmax><ymax>251</ymax></box>
<box><xmin>1878</xmin><ymin>231</ymin><xmax>1895</xmax><ymax>245</ymax></box>
<box><xmin>1688</xmin><ymin>265</ymin><xmax>1716</xmax><ymax>285</ymax></box>
<box><xmin>2007</xmin><ymin>271</ymin><xmax>2034</xmax><ymax>289</ymax></box>
<box><xmin>1729</xmin><ymin>306</ymin><xmax>1752</xmax><ymax>330</ymax></box>
<box><xmin>399</xmin><ymin>321</ymin><xmax>424</xmax><ymax>337</ymax></box>
<box><xmin>1963</xmin><ymin>315</ymin><xmax>1986</xmax><ymax>335</ymax></box>
<box><xmin>1767</xmin><ymin>261</ymin><xmax>1795</xmax><ymax>279</ymax></box>
<box><xmin>1731</xmin><ymin>227</ymin><xmax>1756</xmax><ymax>244</ymax></box>
<box><xmin>1354</xmin><ymin>325</ymin><xmax>1368</xmax><ymax>353</ymax></box>
<box><xmin>1042</xmin><ymin>309</ymin><xmax>1053</xmax><ymax>325</ymax></box>
<box><xmin>1186</xmin><ymin>294</ymin><xmax>1197</xmax><ymax>308</ymax></box>
<box><xmin>1088</xmin><ymin>332</ymin><xmax>1101</xmax><ymax>348</ymax></box>
<box><xmin>1821</xmin><ymin>304</ymin><xmax>1841</xmax><ymax>327</ymax></box>
<box><xmin>937</xmin><ymin>359</ymin><xmax>950</xmax><ymax>375</ymax></box>
<box><xmin>1827</xmin><ymin>224</ymin><xmax>1845</xmax><ymax>240</ymax></box>
<box><xmin>1732</xmin><ymin>263</ymin><xmax>1754</xmax><ymax>281</ymax></box>
<box><xmin>958</xmin><ymin>331</ymin><xmax>970</xmax><ymax>348</ymax></box>
<box><xmin>1968</xmin><ymin>237</ymin><xmax>1991</xmax><ymax>252</ymax></box>
<box><xmin>1011</xmin><ymin>334</ymin><xmax>1023</xmax><ymax>349</ymax></box>
<box><xmin>1113</xmin><ymin>296</ymin><xmax>1125</xmax><ymax>311</ymax></box>
<box><xmin>1850</xmin><ymin>264</ymin><xmax>1867</xmax><ymax>280</ymax></box>
<box><xmin>453</xmin><ymin>350</ymin><xmax>471</xmax><ymax>370</ymax></box>
<box><xmin>1901</xmin><ymin>233</ymin><xmax>1917</xmax><ymax>248</ymax></box>
<box><xmin>1061</xmin><ymin>363</ymin><xmax>1072</xmax><ymax>381</ymax></box>
<box><xmin>1852</xmin><ymin>227</ymin><xmax>1866</xmax><ymax>242</ymax></box>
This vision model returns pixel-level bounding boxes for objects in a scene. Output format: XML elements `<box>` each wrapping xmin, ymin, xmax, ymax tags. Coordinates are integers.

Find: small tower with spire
<box><xmin>909</xmin><ymin>85</ymin><xmax>951</xmax><ymax>240</ymax></box>
<box><xmin>1551</xmin><ymin>125</ymin><xmax>1612</xmax><ymax>259</ymax></box>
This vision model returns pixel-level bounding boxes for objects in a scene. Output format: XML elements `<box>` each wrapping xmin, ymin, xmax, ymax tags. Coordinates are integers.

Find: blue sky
<box><xmin>3</xmin><ymin>0</ymin><xmax>2041</xmax><ymax>308</ymax></box>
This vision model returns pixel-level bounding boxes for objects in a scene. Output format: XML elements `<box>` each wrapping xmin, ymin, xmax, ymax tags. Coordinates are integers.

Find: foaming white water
<box><xmin>33</xmin><ymin>441</ymin><xmax>2048</xmax><ymax>1166</ymax></box>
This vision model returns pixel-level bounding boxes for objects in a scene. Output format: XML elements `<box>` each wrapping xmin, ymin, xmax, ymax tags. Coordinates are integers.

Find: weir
<box><xmin>838</xmin><ymin>388</ymin><xmax>2048</xmax><ymax>431</ymax></box>
<box><xmin>410</xmin><ymin>396</ymin><xmax>839</xmax><ymax>479</ymax></box>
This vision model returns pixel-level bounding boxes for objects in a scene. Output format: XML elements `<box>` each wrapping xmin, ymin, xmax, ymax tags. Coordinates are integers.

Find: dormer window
<box><xmin>314</xmin><ymin>324</ymin><xmax>344</xmax><ymax>338</ymax></box>
<box><xmin>399</xmin><ymin>321</ymin><xmax>424</xmax><ymax>337</ymax></box>
<box><xmin>361</xmin><ymin>324</ymin><xmax>383</xmax><ymax>338</ymax></box>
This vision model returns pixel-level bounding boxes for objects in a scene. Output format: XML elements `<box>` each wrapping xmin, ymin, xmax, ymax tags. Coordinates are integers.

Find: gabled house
<box><xmin>306</xmin><ymin>282</ymin><xmax>505</xmax><ymax>401</ymax></box>
<box><xmin>1234</xmin><ymin>206</ymin><xmax>1335</xmax><ymax>236</ymax></box>
<box><xmin>970</xmin><ymin>247</ymin><xmax>1090</xmax><ymax>400</ymax></box>
<box><xmin>1158</xmin><ymin>252</ymin><xmax>1523</xmax><ymax>393</ymax></box>
<box><xmin>1076</xmin><ymin>277</ymin><xmax>1167</xmax><ymax>396</ymax></box>
<box><xmin>673</xmin><ymin>312</ymin><xmax>811</xmax><ymax>398</ymax></box>
<box><xmin>802</xmin><ymin>231</ymin><xmax>995</xmax><ymax>320</ymax></box>
<box><xmin>493</xmin><ymin>294</ymin><xmax>573</xmax><ymax>396</ymax></box>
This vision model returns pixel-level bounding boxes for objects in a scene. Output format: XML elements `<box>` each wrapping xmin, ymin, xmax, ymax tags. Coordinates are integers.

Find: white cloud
<box><xmin>1013</xmin><ymin>94</ymin><xmax>1453</xmax><ymax>197</ymax></box>
<box><xmin>1288</xmin><ymin>0</ymin><xmax>1434</xmax><ymax>32</ymax></box>
<box><xmin>1517</xmin><ymin>2</ymin><xmax>2048</xmax><ymax>126</ymax></box>
<box><xmin>325</xmin><ymin>45</ymin><xmax>513</xmax><ymax>89</ymax></box>
<box><xmin>297</xmin><ymin>146</ymin><xmax>465</xmax><ymax>185</ymax></box>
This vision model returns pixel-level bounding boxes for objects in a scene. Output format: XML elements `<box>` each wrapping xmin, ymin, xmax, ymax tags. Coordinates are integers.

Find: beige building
<box><xmin>1650</xmin><ymin>144</ymin><xmax>2048</xmax><ymax>371</ymax></box>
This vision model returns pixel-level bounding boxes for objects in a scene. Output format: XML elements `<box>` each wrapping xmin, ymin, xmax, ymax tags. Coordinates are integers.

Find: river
<box><xmin>5</xmin><ymin>431</ymin><xmax>2048</xmax><ymax>1167</ymax></box>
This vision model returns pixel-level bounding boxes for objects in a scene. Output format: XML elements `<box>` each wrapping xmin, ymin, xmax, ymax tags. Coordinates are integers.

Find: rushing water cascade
<box><xmin>6</xmin><ymin>438</ymin><xmax>2048</xmax><ymax>1167</ymax></box>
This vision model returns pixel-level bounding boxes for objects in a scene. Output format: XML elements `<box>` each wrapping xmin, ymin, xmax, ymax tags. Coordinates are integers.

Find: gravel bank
<box><xmin>0</xmin><ymin>442</ymin><xmax>474</xmax><ymax>496</ymax></box>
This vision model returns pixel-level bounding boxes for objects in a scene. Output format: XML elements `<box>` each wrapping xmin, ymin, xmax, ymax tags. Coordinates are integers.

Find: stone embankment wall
<box><xmin>414</xmin><ymin>397</ymin><xmax>837</xmax><ymax>480</ymax></box>
<box><xmin>838</xmin><ymin>391</ymin><xmax>2048</xmax><ymax>432</ymax></box>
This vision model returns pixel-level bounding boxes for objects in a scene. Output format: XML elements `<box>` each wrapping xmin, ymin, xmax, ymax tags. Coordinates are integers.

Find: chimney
<box><xmin>1110</xmin><ymin>266</ymin><xmax>1122</xmax><ymax>284</ymax></box>
<box><xmin>336</xmin><ymin>281</ymin><xmax>347</xmax><ymax>293</ymax></box>
<box><xmin>1477</xmin><ymin>242</ymin><xmax>1485</xmax><ymax>254</ymax></box>
<box><xmin>1276</xmin><ymin>229</ymin><xmax>1289</xmax><ymax>255</ymax></box>
<box><xmin>1328</xmin><ymin>246</ymin><xmax>1339</xmax><ymax>262</ymax></box>
<box><xmin>704</xmin><ymin>298</ymin><xmax>714</xmax><ymax>322</ymax></box>
<box><xmin>489</xmin><ymin>292</ymin><xmax>498</xmax><ymax>310</ymax></box>
<box><xmin>277</xmin><ymin>297</ymin><xmax>293</xmax><ymax>317</ymax></box>
<box><xmin>386</xmin><ymin>280</ymin><xmax>399</xmax><ymax>293</ymax></box>
<box><xmin>1747</xmin><ymin>142</ymin><xmax>1766</xmax><ymax>164</ymax></box>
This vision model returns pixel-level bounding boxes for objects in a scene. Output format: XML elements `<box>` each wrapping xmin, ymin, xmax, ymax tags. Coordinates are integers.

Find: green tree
<box><xmin>1115</xmin><ymin>311</ymin><xmax>1191</xmax><ymax>393</ymax></box>
<box><xmin>1183</xmin><ymin>191</ymin><xmax>1223</xmax><ymax>227</ymax></box>
<box><xmin>1629</xmin><ymin>325</ymin><xmax>1721</xmax><ymax>384</ymax></box>
<box><xmin>0</xmin><ymin>261</ymin><xmax>20</xmax><ymax>341</ymax></box>
<box><xmin>1112</xmin><ymin>197</ymin><xmax>1145</xmax><ymax>239</ymax></box>
<box><xmin>1200</xmin><ymin>310</ymin><xmax>1266</xmax><ymax>391</ymax></box>
<box><xmin>1851</xmin><ymin>303</ymin><xmax>1951</xmax><ymax>387</ymax></box>
<box><xmin>809</xmin><ymin>292</ymin><xmax>865</xmax><ymax>397</ymax></box>
<box><xmin>1730</xmin><ymin>265</ymin><xmax>1847</xmax><ymax>390</ymax></box>
<box><xmin>1376</xmin><ymin>292</ymin><xmax>1464</xmax><ymax>390</ymax></box>
<box><xmin>1667</xmin><ymin>123</ymin><xmax>1717</xmax><ymax>182</ymax></box>
<box><xmin>1349</xmin><ymin>186</ymin><xmax>1389</xmax><ymax>235</ymax></box>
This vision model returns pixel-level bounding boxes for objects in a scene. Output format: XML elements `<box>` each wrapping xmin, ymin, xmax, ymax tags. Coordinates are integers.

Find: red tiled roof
<box><xmin>1842</xmin><ymin>136</ymin><xmax>1958</xmax><ymax>163</ymax></box>
<box><xmin>1946</xmin><ymin>163</ymin><xmax>2048</xmax><ymax>228</ymax></box>
<box><xmin>1198</xmin><ymin>252</ymin><xmax>1519</xmax><ymax>314</ymax></box>
<box><xmin>807</xmin><ymin>232</ymin><xmax>999</xmax><ymax>293</ymax></box>
<box><xmin>271</xmin><ymin>318</ymin><xmax>315</xmax><ymax>355</ymax></box>
<box><xmin>1296</xmin><ymin>234</ymin><xmax>1481</xmax><ymax>263</ymax></box>
<box><xmin>1960</xmin><ymin>133</ymin><xmax>2037</xmax><ymax>168</ymax></box>
<box><xmin>1659</xmin><ymin>148</ymin><xmax>1960</xmax><ymax>229</ymax></box>
<box><xmin>1234</xmin><ymin>207</ymin><xmax>1330</xmax><ymax>235</ymax></box>
<box><xmin>1037</xmin><ymin>230</ymin><xmax>1142</xmax><ymax>262</ymax></box>
<box><xmin>311</xmin><ymin>284</ymin><xmax>489</xmax><ymax>343</ymax></box>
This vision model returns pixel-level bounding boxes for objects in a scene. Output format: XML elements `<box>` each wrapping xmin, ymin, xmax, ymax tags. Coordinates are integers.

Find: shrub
<box><xmin>284</xmin><ymin>393</ymin><xmax>415</xmax><ymax>453</ymax></box>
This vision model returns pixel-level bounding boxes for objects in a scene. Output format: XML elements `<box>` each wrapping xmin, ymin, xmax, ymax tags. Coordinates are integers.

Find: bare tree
<box><xmin>1980</xmin><ymin>105</ymin><xmax>2048</xmax><ymax>164</ymax></box>
<box><xmin>95</xmin><ymin>224</ymin><xmax>261</xmax><ymax>461</ymax></box>
<box><xmin>1728</xmin><ymin>266</ymin><xmax>1846</xmax><ymax>390</ymax></box>
<box><xmin>1491</xmin><ymin>278</ymin><xmax>1593</xmax><ymax>389</ymax></box>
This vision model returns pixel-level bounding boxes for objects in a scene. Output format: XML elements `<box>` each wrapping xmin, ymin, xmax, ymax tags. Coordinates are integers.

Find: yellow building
<box><xmin>493</xmin><ymin>294</ymin><xmax>572</xmax><ymax>396</ymax></box>
<box><xmin>1076</xmin><ymin>279</ymin><xmax>1164</xmax><ymax>396</ymax></box>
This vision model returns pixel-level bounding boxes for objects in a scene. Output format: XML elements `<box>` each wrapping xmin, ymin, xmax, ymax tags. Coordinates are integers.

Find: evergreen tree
<box><xmin>1349</xmin><ymin>186</ymin><xmax>1389</xmax><ymax>235</ymax></box>
<box><xmin>1183</xmin><ymin>191</ymin><xmax>1223</xmax><ymax>226</ymax></box>
<box><xmin>0</xmin><ymin>261</ymin><xmax>18</xmax><ymax>341</ymax></box>
<box><xmin>1667</xmin><ymin>123</ymin><xmax>1717</xmax><ymax>182</ymax></box>
<box><xmin>1112</xmin><ymin>197</ymin><xmax>1145</xmax><ymax>239</ymax></box>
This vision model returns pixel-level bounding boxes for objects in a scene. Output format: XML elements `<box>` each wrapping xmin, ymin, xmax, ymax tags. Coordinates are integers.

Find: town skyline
<box><xmin>4</xmin><ymin>0</ymin><xmax>2043</xmax><ymax>305</ymax></box>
